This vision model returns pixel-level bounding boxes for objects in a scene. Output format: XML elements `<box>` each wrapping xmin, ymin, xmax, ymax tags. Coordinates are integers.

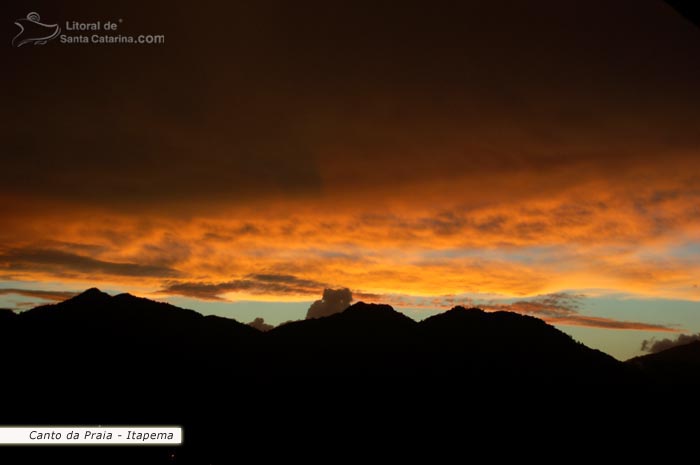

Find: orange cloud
<box><xmin>0</xmin><ymin>288</ymin><xmax>78</xmax><ymax>302</ymax></box>
<box><xmin>1</xmin><ymin>160</ymin><xmax>700</xmax><ymax>315</ymax></box>
<box><xmin>545</xmin><ymin>315</ymin><xmax>677</xmax><ymax>332</ymax></box>
<box><xmin>1</xmin><ymin>174</ymin><xmax>700</xmax><ymax>302</ymax></box>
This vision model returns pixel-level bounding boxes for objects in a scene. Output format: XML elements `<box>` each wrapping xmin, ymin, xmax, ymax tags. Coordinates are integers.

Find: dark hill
<box><xmin>265</xmin><ymin>302</ymin><xmax>419</xmax><ymax>376</ymax></box>
<box><xmin>418</xmin><ymin>307</ymin><xmax>622</xmax><ymax>383</ymax></box>
<box><xmin>627</xmin><ymin>340</ymin><xmax>700</xmax><ymax>384</ymax></box>
<box><xmin>15</xmin><ymin>288</ymin><xmax>258</xmax><ymax>354</ymax></box>
<box><xmin>269</xmin><ymin>301</ymin><xmax>416</xmax><ymax>345</ymax></box>
<box><xmin>260</xmin><ymin>302</ymin><xmax>626</xmax><ymax>383</ymax></box>
<box><xmin>23</xmin><ymin>287</ymin><xmax>200</xmax><ymax>323</ymax></box>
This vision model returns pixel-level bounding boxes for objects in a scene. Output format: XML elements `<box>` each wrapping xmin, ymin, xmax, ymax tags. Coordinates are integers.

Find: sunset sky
<box><xmin>3</xmin><ymin>0</ymin><xmax>700</xmax><ymax>359</ymax></box>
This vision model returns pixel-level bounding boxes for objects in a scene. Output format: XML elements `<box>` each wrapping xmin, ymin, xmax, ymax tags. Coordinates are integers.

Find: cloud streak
<box><xmin>0</xmin><ymin>288</ymin><xmax>78</xmax><ymax>302</ymax></box>
<box><xmin>161</xmin><ymin>274</ymin><xmax>327</xmax><ymax>300</ymax></box>
<box><xmin>545</xmin><ymin>315</ymin><xmax>677</xmax><ymax>332</ymax></box>
<box><xmin>371</xmin><ymin>292</ymin><xmax>678</xmax><ymax>333</ymax></box>
<box><xmin>0</xmin><ymin>248</ymin><xmax>179</xmax><ymax>279</ymax></box>
<box><xmin>479</xmin><ymin>294</ymin><xmax>677</xmax><ymax>332</ymax></box>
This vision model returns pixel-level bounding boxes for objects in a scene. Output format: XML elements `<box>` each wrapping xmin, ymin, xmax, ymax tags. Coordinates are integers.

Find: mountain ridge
<box><xmin>2</xmin><ymin>288</ymin><xmax>697</xmax><ymax>385</ymax></box>
<box><xmin>5</xmin><ymin>288</ymin><xmax>688</xmax><ymax>366</ymax></box>
<box><xmin>0</xmin><ymin>288</ymin><xmax>633</xmax><ymax>380</ymax></box>
<box><xmin>0</xmin><ymin>287</ymin><xmax>695</xmax><ymax>462</ymax></box>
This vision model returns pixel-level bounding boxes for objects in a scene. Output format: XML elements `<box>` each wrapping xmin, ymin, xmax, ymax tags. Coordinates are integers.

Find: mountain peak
<box><xmin>79</xmin><ymin>287</ymin><xmax>109</xmax><ymax>297</ymax></box>
<box><xmin>68</xmin><ymin>287</ymin><xmax>112</xmax><ymax>304</ymax></box>
<box><xmin>447</xmin><ymin>306</ymin><xmax>486</xmax><ymax>315</ymax></box>
<box><xmin>422</xmin><ymin>306</ymin><xmax>486</xmax><ymax>324</ymax></box>
<box><xmin>340</xmin><ymin>301</ymin><xmax>414</xmax><ymax>323</ymax></box>
<box><xmin>346</xmin><ymin>301</ymin><xmax>395</xmax><ymax>312</ymax></box>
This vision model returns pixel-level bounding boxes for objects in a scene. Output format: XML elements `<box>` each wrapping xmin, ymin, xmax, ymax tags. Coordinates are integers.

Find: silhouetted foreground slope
<box><xmin>628</xmin><ymin>340</ymin><xmax>700</xmax><ymax>384</ymax></box>
<box><xmin>0</xmin><ymin>289</ymin><xmax>697</xmax><ymax>463</ymax></box>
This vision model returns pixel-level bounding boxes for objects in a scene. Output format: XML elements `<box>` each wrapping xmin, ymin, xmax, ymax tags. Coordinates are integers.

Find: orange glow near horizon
<box><xmin>2</xmin><ymin>168</ymin><xmax>700</xmax><ymax>311</ymax></box>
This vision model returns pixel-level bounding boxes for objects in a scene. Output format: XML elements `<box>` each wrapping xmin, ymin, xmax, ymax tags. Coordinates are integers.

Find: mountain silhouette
<box><xmin>270</xmin><ymin>301</ymin><xmax>416</xmax><ymax>346</ymax></box>
<box><xmin>265</xmin><ymin>302</ymin><xmax>419</xmax><ymax>376</ymax></box>
<box><xmin>0</xmin><ymin>289</ymin><xmax>652</xmax><ymax>383</ymax></box>
<box><xmin>17</xmin><ymin>287</ymin><xmax>257</xmax><ymax>343</ymax></box>
<box><xmin>1</xmin><ymin>289</ymin><xmax>698</xmax><ymax>463</ymax></box>
<box><xmin>627</xmin><ymin>340</ymin><xmax>700</xmax><ymax>385</ymax></box>
<box><xmin>417</xmin><ymin>307</ymin><xmax>623</xmax><ymax>383</ymax></box>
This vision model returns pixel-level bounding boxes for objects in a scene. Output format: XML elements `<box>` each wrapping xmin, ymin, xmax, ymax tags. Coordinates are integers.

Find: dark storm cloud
<box><xmin>3</xmin><ymin>2</ymin><xmax>324</xmax><ymax>210</ymax></box>
<box><xmin>162</xmin><ymin>274</ymin><xmax>326</xmax><ymax>300</ymax></box>
<box><xmin>0</xmin><ymin>248</ymin><xmax>179</xmax><ymax>278</ymax></box>
<box><xmin>641</xmin><ymin>333</ymin><xmax>700</xmax><ymax>353</ymax></box>
<box><xmin>3</xmin><ymin>0</ymin><xmax>700</xmax><ymax>210</ymax></box>
<box><xmin>306</xmin><ymin>288</ymin><xmax>353</xmax><ymax>319</ymax></box>
<box><xmin>0</xmin><ymin>288</ymin><xmax>78</xmax><ymax>302</ymax></box>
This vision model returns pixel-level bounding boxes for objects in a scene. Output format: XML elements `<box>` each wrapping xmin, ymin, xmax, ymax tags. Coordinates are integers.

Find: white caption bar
<box><xmin>0</xmin><ymin>427</ymin><xmax>182</xmax><ymax>445</ymax></box>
